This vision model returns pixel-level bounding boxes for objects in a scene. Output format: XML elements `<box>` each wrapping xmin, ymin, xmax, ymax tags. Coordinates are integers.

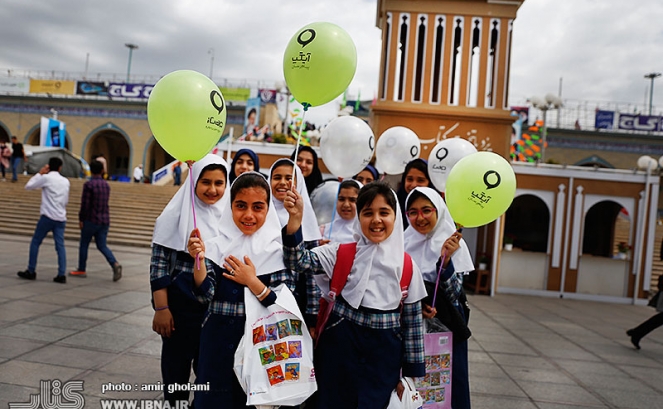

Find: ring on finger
<box><xmin>228</xmin><ymin>269</ymin><xmax>235</xmax><ymax>276</ymax></box>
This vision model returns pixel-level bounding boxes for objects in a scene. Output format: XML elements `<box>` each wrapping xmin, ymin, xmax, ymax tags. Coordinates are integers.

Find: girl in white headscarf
<box><xmin>319</xmin><ymin>179</ymin><xmax>362</xmax><ymax>243</ymax></box>
<box><xmin>404</xmin><ymin>186</ymin><xmax>473</xmax><ymax>409</ymax></box>
<box><xmin>282</xmin><ymin>181</ymin><xmax>427</xmax><ymax>409</ymax></box>
<box><xmin>269</xmin><ymin>158</ymin><xmax>322</xmax><ymax>329</ymax></box>
<box><xmin>149</xmin><ymin>154</ymin><xmax>229</xmax><ymax>406</ymax></box>
<box><xmin>186</xmin><ymin>171</ymin><xmax>296</xmax><ymax>409</ymax></box>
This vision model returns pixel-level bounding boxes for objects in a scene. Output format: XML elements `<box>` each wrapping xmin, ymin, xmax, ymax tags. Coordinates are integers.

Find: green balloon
<box><xmin>445</xmin><ymin>152</ymin><xmax>517</xmax><ymax>228</ymax></box>
<box><xmin>147</xmin><ymin>70</ymin><xmax>226</xmax><ymax>161</ymax></box>
<box><xmin>283</xmin><ymin>22</ymin><xmax>357</xmax><ymax>107</ymax></box>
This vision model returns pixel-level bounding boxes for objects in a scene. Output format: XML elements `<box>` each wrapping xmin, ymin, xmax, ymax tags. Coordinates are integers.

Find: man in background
<box><xmin>17</xmin><ymin>157</ymin><xmax>70</xmax><ymax>283</ymax></box>
<box><xmin>10</xmin><ymin>135</ymin><xmax>25</xmax><ymax>183</ymax></box>
<box><xmin>70</xmin><ymin>160</ymin><xmax>122</xmax><ymax>281</ymax></box>
<box><xmin>133</xmin><ymin>164</ymin><xmax>144</xmax><ymax>183</ymax></box>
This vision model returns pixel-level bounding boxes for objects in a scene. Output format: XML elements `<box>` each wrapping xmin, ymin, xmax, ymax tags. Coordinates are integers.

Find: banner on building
<box><xmin>618</xmin><ymin>113</ymin><xmax>661</xmax><ymax>132</ymax></box>
<box><xmin>40</xmin><ymin>117</ymin><xmax>66</xmax><ymax>148</ymax></box>
<box><xmin>0</xmin><ymin>77</ymin><xmax>29</xmax><ymax>94</ymax></box>
<box><xmin>595</xmin><ymin>110</ymin><xmax>615</xmax><ymax>130</ymax></box>
<box><xmin>220</xmin><ymin>87</ymin><xmax>251</xmax><ymax>102</ymax></box>
<box><xmin>108</xmin><ymin>83</ymin><xmax>154</xmax><ymax>99</ymax></box>
<box><xmin>76</xmin><ymin>81</ymin><xmax>109</xmax><ymax>96</ymax></box>
<box><xmin>259</xmin><ymin>88</ymin><xmax>277</xmax><ymax>104</ymax></box>
<box><xmin>243</xmin><ymin>97</ymin><xmax>261</xmax><ymax>138</ymax></box>
<box><xmin>29</xmin><ymin>80</ymin><xmax>76</xmax><ymax>95</ymax></box>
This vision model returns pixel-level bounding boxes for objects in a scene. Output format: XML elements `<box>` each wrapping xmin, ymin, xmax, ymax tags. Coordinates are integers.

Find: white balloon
<box><xmin>375</xmin><ymin>126</ymin><xmax>420</xmax><ymax>175</ymax></box>
<box><xmin>637</xmin><ymin>155</ymin><xmax>658</xmax><ymax>171</ymax></box>
<box><xmin>310</xmin><ymin>180</ymin><xmax>340</xmax><ymax>226</ymax></box>
<box><xmin>428</xmin><ymin>138</ymin><xmax>477</xmax><ymax>190</ymax></box>
<box><xmin>320</xmin><ymin>116</ymin><xmax>375</xmax><ymax>178</ymax></box>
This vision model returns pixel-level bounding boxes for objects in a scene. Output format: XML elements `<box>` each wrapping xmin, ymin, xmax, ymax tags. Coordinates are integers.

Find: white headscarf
<box><xmin>152</xmin><ymin>154</ymin><xmax>229</xmax><ymax>251</ymax></box>
<box><xmin>311</xmin><ymin>186</ymin><xmax>427</xmax><ymax>310</ymax></box>
<box><xmin>204</xmin><ymin>171</ymin><xmax>286</xmax><ymax>276</ymax></box>
<box><xmin>269</xmin><ymin>159</ymin><xmax>322</xmax><ymax>242</ymax></box>
<box><xmin>404</xmin><ymin>187</ymin><xmax>475</xmax><ymax>282</ymax></box>
<box><xmin>320</xmin><ymin>179</ymin><xmax>362</xmax><ymax>243</ymax></box>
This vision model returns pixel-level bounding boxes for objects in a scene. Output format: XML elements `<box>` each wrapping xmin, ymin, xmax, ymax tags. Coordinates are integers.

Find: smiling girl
<box><xmin>282</xmin><ymin>181</ymin><xmax>427</xmax><ymax>408</ymax></box>
<box><xmin>186</xmin><ymin>171</ymin><xmax>296</xmax><ymax>408</ymax></box>
<box><xmin>150</xmin><ymin>154</ymin><xmax>229</xmax><ymax>406</ymax></box>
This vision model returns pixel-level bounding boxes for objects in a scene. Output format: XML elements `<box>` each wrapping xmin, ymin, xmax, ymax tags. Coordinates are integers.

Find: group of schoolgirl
<box><xmin>150</xmin><ymin>147</ymin><xmax>473</xmax><ymax>409</ymax></box>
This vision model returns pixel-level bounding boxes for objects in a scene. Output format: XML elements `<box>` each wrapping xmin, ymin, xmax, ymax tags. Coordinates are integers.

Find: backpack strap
<box><xmin>399</xmin><ymin>252</ymin><xmax>413</xmax><ymax>301</ymax></box>
<box><xmin>327</xmin><ymin>242</ymin><xmax>358</xmax><ymax>301</ymax></box>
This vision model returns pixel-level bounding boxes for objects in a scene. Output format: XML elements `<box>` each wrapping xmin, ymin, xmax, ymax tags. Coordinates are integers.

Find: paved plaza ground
<box><xmin>0</xmin><ymin>232</ymin><xmax>662</xmax><ymax>408</ymax></box>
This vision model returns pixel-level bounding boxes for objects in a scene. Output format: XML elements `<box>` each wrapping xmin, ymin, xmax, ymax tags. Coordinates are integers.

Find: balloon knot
<box><xmin>302</xmin><ymin>103</ymin><xmax>311</xmax><ymax>111</ymax></box>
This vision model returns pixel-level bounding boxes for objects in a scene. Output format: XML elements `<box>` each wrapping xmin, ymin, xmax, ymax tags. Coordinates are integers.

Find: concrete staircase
<box><xmin>0</xmin><ymin>175</ymin><xmax>179</xmax><ymax>247</ymax></box>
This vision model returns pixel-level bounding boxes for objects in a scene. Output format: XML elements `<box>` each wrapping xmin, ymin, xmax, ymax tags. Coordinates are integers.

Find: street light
<box><xmin>124</xmin><ymin>43</ymin><xmax>139</xmax><ymax>82</ymax></box>
<box><xmin>208</xmin><ymin>48</ymin><xmax>215</xmax><ymax>79</ymax></box>
<box><xmin>644</xmin><ymin>72</ymin><xmax>661</xmax><ymax>116</ymax></box>
<box><xmin>530</xmin><ymin>93</ymin><xmax>563</xmax><ymax>163</ymax></box>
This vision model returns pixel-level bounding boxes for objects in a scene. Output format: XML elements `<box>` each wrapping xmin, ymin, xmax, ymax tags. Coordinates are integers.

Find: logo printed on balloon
<box><xmin>210</xmin><ymin>90</ymin><xmax>225</xmax><ymax>115</ymax></box>
<box><xmin>483</xmin><ymin>170</ymin><xmax>501</xmax><ymax>189</ymax></box>
<box><xmin>297</xmin><ymin>29</ymin><xmax>316</xmax><ymax>47</ymax></box>
<box><xmin>436</xmin><ymin>147</ymin><xmax>449</xmax><ymax>161</ymax></box>
<box><xmin>410</xmin><ymin>146</ymin><xmax>419</xmax><ymax>158</ymax></box>
<box><xmin>467</xmin><ymin>171</ymin><xmax>501</xmax><ymax>209</ymax></box>
<box><xmin>368</xmin><ymin>136</ymin><xmax>374</xmax><ymax>151</ymax></box>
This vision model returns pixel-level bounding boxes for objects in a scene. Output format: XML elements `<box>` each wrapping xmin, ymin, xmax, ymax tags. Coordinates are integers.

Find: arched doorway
<box><xmin>145</xmin><ymin>138</ymin><xmax>174</xmax><ymax>180</ymax></box>
<box><xmin>577</xmin><ymin>201</ymin><xmax>631</xmax><ymax>297</ymax></box>
<box><xmin>84</xmin><ymin>130</ymin><xmax>131</xmax><ymax>178</ymax></box>
<box><xmin>0</xmin><ymin>122</ymin><xmax>10</xmax><ymax>142</ymax></box>
<box><xmin>499</xmin><ymin>194</ymin><xmax>551</xmax><ymax>291</ymax></box>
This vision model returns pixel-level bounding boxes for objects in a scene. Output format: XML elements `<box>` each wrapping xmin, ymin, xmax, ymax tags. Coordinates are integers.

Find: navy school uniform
<box><xmin>150</xmin><ymin>244</ymin><xmax>207</xmax><ymax>405</ymax></box>
<box><xmin>193</xmin><ymin>259</ymin><xmax>296</xmax><ymax>409</ymax></box>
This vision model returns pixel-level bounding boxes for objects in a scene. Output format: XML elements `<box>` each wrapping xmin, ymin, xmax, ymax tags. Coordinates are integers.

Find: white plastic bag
<box><xmin>386</xmin><ymin>377</ymin><xmax>423</xmax><ymax>409</ymax></box>
<box><xmin>234</xmin><ymin>283</ymin><xmax>317</xmax><ymax>407</ymax></box>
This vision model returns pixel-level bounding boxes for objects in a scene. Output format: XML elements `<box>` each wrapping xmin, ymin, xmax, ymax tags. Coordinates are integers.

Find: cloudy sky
<box><xmin>2</xmin><ymin>0</ymin><xmax>662</xmax><ymax>122</ymax></box>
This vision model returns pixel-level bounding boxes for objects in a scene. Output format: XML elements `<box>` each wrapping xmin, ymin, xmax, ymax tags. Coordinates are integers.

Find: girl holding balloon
<box><xmin>187</xmin><ymin>171</ymin><xmax>296</xmax><ymax>408</ymax></box>
<box><xmin>404</xmin><ymin>186</ymin><xmax>474</xmax><ymax>409</ymax></box>
<box><xmin>282</xmin><ymin>181</ymin><xmax>427</xmax><ymax>409</ymax></box>
<box><xmin>269</xmin><ymin>158</ymin><xmax>323</xmax><ymax>330</ymax></box>
<box><xmin>150</xmin><ymin>154</ymin><xmax>229</xmax><ymax>406</ymax></box>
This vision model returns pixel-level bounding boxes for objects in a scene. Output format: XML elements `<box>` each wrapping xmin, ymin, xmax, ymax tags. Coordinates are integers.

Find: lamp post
<box><xmin>530</xmin><ymin>93</ymin><xmax>563</xmax><ymax>163</ymax></box>
<box><xmin>208</xmin><ymin>48</ymin><xmax>215</xmax><ymax>79</ymax></box>
<box><xmin>644</xmin><ymin>72</ymin><xmax>661</xmax><ymax>116</ymax></box>
<box><xmin>124</xmin><ymin>43</ymin><xmax>138</xmax><ymax>82</ymax></box>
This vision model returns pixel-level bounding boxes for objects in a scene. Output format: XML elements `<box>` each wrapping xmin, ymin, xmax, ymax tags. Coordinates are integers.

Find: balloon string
<box><xmin>292</xmin><ymin>103</ymin><xmax>310</xmax><ymax>182</ymax></box>
<box><xmin>431</xmin><ymin>253</ymin><xmax>446</xmax><ymax>308</ymax></box>
<box><xmin>327</xmin><ymin>183</ymin><xmax>341</xmax><ymax>240</ymax></box>
<box><xmin>189</xmin><ymin>166</ymin><xmax>200</xmax><ymax>270</ymax></box>
<box><xmin>432</xmin><ymin>227</ymin><xmax>463</xmax><ymax>306</ymax></box>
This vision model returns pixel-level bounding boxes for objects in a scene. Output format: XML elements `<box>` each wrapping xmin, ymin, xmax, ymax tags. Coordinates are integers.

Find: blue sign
<box><xmin>595</xmin><ymin>110</ymin><xmax>615</xmax><ymax>130</ymax></box>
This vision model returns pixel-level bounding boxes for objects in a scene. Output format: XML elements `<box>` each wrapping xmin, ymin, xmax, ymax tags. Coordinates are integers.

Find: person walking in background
<box><xmin>10</xmin><ymin>135</ymin><xmax>25</xmax><ymax>183</ymax></box>
<box><xmin>173</xmin><ymin>161</ymin><xmax>182</xmax><ymax>186</ymax></box>
<box><xmin>627</xmin><ymin>275</ymin><xmax>663</xmax><ymax>350</ymax></box>
<box><xmin>133</xmin><ymin>164</ymin><xmax>144</xmax><ymax>183</ymax></box>
<box><xmin>0</xmin><ymin>140</ymin><xmax>11</xmax><ymax>181</ymax></box>
<box><xmin>69</xmin><ymin>160</ymin><xmax>122</xmax><ymax>281</ymax></box>
<box><xmin>17</xmin><ymin>157</ymin><xmax>70</xmax><ymax>283</ymax></box>
<box><xmin>93</xmin><ymin>154</ymin><xmax>108</xmax><ymax>179</ymax></box>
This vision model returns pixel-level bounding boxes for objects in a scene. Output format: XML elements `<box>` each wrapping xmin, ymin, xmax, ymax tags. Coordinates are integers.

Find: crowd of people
<box><xmin>149</xmin><ymin>145</ymin><xmax>474</xmax><ymax>409</ymax></box>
